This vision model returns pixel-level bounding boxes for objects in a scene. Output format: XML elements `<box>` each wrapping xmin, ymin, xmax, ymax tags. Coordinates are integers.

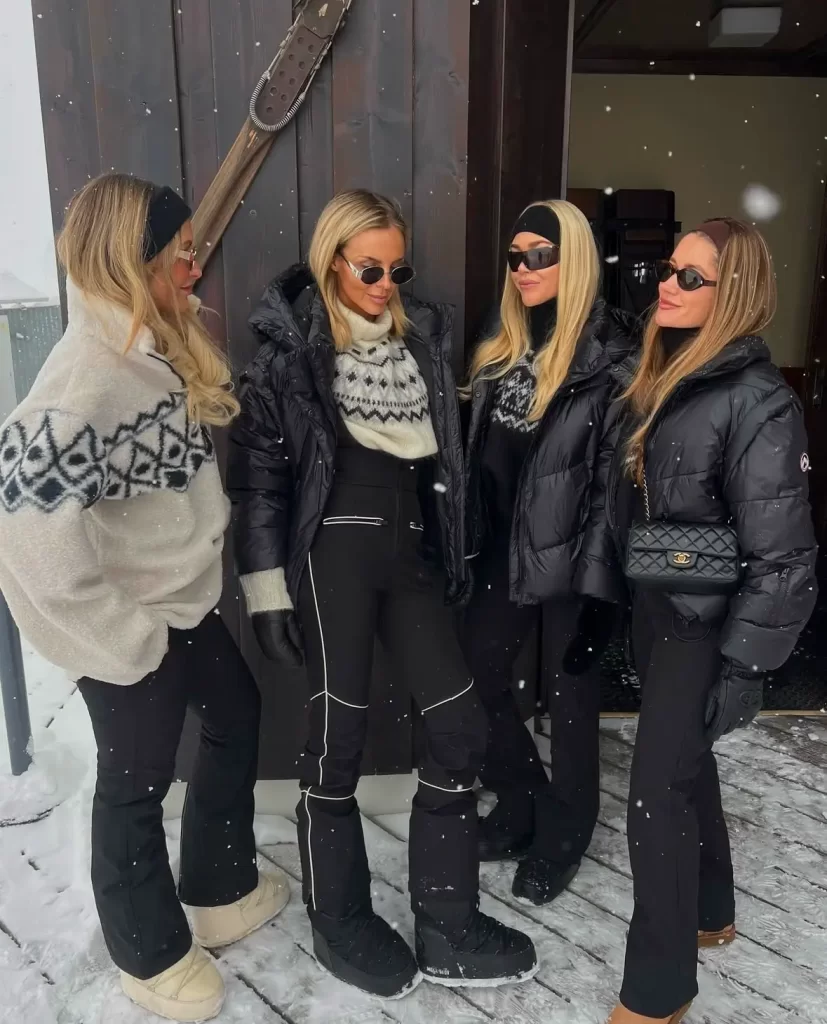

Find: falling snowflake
<box><xmin>741</xmin><ymin>184</ymin><xmax>782</xmax><ymax>221</ymax></box>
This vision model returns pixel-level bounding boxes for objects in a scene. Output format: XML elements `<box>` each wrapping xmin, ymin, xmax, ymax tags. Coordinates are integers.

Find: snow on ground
<box><xmin>1</xmin><ymin>648</ymin><xmax>826</xmax><ymax>1023</ymax></box>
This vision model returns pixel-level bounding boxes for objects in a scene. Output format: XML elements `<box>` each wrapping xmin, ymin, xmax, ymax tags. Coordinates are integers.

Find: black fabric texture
<box><xmin>620</xmin><ymin>588</ymin><xmax>735</xmax><ymax>1017</ymax></box>
<box><xmin>510</xmin><ymin>204</ymin><xmax>561</xmax><ymax>245</ymax></box>
<box><xmin>293</xmin><ymin>446</ymin><xmax>487</xmax><ymax>921</ymax></box>
<box><xmin>575</xmin><ymin>334</ymin><xmax>819</xmax><ymax>672</ymax></box>
<box><xmin>77</xmin><ymin>616</ymin><xmax>261</xmax><ymax>979</ymax></box>
<box><xmin>228</xmin><ymin>263</ymin><xmax>469</xmax><ymax>608</ymax></box>
<box><xmin>466</xmin><ymin>299</ymin><xmax>638</xmax><ymax>605</ymax></box>
<box><xmin>460</xmin><ymin>548</ymin><xmax>601</xmax><ymax>867</ymax></box>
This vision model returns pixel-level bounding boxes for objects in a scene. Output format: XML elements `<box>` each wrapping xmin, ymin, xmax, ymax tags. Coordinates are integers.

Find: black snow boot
<box><xmin>310</xmin><ymin>907</ymin><xmax>420</xmax><ymax>999</ymax></box>
<box><xmin>512</xmin><ymin>857</ymin><xmax>580</xmax><ymax>907</ymax></box>
<box><xmin>478</xmin><ymin>796</ymin><xmax>534</xmax><ymax>863</ymax></box>
<box><xmin>415</xmin><ymin>901</ymin><xmax>537</xmax><ymax>987</ymax></box>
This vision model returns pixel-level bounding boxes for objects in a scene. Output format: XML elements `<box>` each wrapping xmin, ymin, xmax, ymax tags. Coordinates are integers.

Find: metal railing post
<box><xmin>0</xmin><ymin>590</ymin><xmax>31</xmax><ymax>776</ymax></box>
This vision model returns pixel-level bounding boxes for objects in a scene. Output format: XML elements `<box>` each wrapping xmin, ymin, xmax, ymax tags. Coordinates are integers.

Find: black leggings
<box><xmin>78</xmin><ymin>615</ymin><xmax>261</xmax><ymax>979</ymax></box>
<box><xmin>295</xmin><ymin>447</ymin><xmax>487</xmax><ymax>930</ymax></box>
<box><xmin>461</xmin><ymin>549</ymin><xmax>601</xmax><ymax>866</ymax></box>
<box><xmin>621</xmin><ymin>589</ymin><xmax>735</xmax><ymax>1017</ymax></box>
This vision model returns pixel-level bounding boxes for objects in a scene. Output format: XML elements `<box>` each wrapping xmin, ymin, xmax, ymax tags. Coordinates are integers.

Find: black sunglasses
<box><xmin>655</xmin><ymin>260</ymin><xmax>717</xmax><ymax>292</ymax></box>
<box><xmin>507</xmin><ymin>245</ymin><xmax>560</xmax><ymax>273</ymax></box>
<box><xmin>342</xmin><ymin>256</ymin><xmax>416</xmax><ymax>287</ymax></box>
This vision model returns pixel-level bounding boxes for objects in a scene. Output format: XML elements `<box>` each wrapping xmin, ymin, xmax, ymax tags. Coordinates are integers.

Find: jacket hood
<box><xmin>612</xmin><ymin>332</ymin><xmax>773</xmax><ymax>389</ymax></box>
<box><xmin>248</xmin><ymin>261</ymin><xmax>453</xmax><ymax>354</ymax></box>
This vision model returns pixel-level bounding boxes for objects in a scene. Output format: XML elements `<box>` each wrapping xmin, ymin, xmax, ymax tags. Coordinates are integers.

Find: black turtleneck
<box><xmin>480</xmin><ymin>298</ymin><xmax>557</xmax><ymax>546</ymax></box>
<box><xmin>660</xmin><ymin>327</ymin><xmax>697</xmax><ymax>361</ymax></box>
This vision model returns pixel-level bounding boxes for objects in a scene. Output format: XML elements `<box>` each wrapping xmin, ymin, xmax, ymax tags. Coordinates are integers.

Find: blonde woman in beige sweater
<box><xmin>0</xmin><ymin>173</ymin><xmax>287</xmax><ymax>1022</ymax></box>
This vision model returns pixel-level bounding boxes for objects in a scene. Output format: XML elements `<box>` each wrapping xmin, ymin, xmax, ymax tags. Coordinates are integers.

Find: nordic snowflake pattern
<box><xmin>491</xmin><ymin>355</ymin><xmax>539</xmax><ymax>435</ymax></box>
<box><xmin>0</xmin><ymin>394</ymin><xmax>214</xmax><ymax>513</ymax></box>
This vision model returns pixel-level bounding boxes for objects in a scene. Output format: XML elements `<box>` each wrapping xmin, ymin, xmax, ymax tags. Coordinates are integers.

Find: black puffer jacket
<box><xmin>227</xmin><ymin>264</ymin><xmax>468</xmax><ymax>607</ymax></box>
<box><xmin>466</xmin><ymin>299</ymin><xmax>636</xmax><ymax>605</ymax></box>
<box><xmin>575</xmin><ymin>335</ymin><xmax>818</xmax><ymax>672</ymax></box>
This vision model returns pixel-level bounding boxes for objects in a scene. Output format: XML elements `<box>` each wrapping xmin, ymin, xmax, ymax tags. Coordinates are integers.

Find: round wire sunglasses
<box><xmin>342</xmin><ymin>256</ymin><xmax>416</xmax><ymax>286</ymax></box>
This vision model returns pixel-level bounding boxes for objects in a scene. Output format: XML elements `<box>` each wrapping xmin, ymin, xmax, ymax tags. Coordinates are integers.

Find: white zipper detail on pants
<box><xmin>409</xmin><ymin>522</ymin><xmax>424</xmax><ymax>532</ymax></box>
<box><xmin>321</xmin><ymin>516</ymin><xmax>387</xmax><ymax>526</ymax></box>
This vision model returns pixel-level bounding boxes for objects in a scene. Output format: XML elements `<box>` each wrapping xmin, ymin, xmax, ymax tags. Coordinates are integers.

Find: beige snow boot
<box><xmin>121</xmin><ymin>944</ymin><xmax>224</xmax><ymax>1022</ymax></box>
<box><xmin>189</xmin><ymin>868</ymin><xmax>290</xmax><ymax>949</ymax></box>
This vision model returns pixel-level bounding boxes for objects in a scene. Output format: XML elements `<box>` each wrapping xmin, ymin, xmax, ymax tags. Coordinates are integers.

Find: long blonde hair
<box><xmin>624</xmin><ymin>218</ymin><xmax>777</xmax><ymax>483</ymax></box>
<box><xmin>465</xmin><ymin>199</ymin><xmax>600</xmax><ymax>421</ymax></box>
<box><xmin>307</xmin><ymin>189</ymin><xmax>411</xmax><ymax>351</ymax></box>
<box><xmin>57</xmin><ymin>173</ymin><xmax>239</xmax><ymax>426</ymax></box>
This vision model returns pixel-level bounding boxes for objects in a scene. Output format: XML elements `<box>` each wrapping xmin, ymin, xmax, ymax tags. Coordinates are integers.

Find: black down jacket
<box><xmin>227</xmin><ymin>264</ymin><xmax>468</xmax><ymax>607</ymax></box>
<box><xmin>575</xmin><ymin>334</ymin><xmax>818</xmax><ymax>672</ymax></box>
<box><xmin>466</xmin><ymin>299</ymin><xmax>637</xmax><ymax>605</ymax></box>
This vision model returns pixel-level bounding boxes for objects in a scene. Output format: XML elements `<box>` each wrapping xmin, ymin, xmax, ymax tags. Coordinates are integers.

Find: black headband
<box><xmin>511</xmin><ymin>204</ymin><xmax>561</xmax><ymax>247</ymax></box>
<box><xmin>142</xmin><ymin>186</ymin><xmax>192</xmax><ymax>262</ymax></box>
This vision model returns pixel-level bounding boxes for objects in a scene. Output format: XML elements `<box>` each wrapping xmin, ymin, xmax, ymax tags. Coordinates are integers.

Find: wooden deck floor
<box><xmin>1</xmin><ymin>715</ymin><xmax>826</xmax><ymax>1023</ymax></box>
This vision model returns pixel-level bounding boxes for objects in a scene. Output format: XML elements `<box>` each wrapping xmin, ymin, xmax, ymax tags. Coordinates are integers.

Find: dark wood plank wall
<box><xmin>32</xmin><ymin>0</ymin><xmax>473</xmax><ymax>779</ymax></box>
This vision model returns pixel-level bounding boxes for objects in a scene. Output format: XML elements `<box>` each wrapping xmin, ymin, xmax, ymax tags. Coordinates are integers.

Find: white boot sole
<box><xmin>314</xmin><ymin>957</ymin><xmax>424</xmax><ymax>1001</ymax></box>
<box><xmin>421</xmin><ymin>960</ymin><xmax>540</xmax><ymax>989</ymax></box>
<box><xmin>194</xmin><ymin>884</ymin><xmax>290</xmax><ymax>949</ymax></box>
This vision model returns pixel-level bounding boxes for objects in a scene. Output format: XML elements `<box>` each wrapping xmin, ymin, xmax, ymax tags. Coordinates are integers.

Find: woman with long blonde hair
<box><xmin>462</xmin><ymin>199</ymin><xmax>635</xmax><ymax>906</ymax></box>
<box><xmin>229</xmin><ymin>189</ymin><xmax>536</xmax><ymax>997</ymax></box>
<box><xmin>0</xmin><ymin>173</ymin><xmax>289</xmax><ymax>1021</ymax></box>
<box><xmin>576</xmin><ymin>219</ymin><xmax>817</xmax><ymax>1023</ymax></box>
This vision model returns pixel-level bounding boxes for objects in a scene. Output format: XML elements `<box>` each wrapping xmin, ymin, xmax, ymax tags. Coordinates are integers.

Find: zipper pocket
<box><xmin>770</xmin><ymin>567</ymin><xmax>791</xmax><ymax>626</ymax></box>
<box><xmin>322</xmin><ymin>516</ymin><xmax>388</xmax><ymax>527</ymax></box>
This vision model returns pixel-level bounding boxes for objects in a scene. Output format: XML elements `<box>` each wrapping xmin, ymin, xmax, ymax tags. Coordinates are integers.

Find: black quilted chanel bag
<box><xmin>624</xmin><ymin>472</ymin><xmax>741</xmax><ymax>594</ymax></box>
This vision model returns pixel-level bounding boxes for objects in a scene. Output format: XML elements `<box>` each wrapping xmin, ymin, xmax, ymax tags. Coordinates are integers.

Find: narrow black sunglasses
<box><xmin>507</xmin><ymin>245</ymin><xmax>560</xmax><ymax>273</ymax></box>
<box><xmin>342</xmin><ymin>256</ymin><xmax>416</xmax><ymax>286</ymax></box>
<box><xmin>655</xmin><ymin>260</ymin><xmax>717</xmax><ymax>292</ymax></box>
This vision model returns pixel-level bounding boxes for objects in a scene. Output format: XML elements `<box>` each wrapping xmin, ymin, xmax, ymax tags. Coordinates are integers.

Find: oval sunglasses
<box><xmin>654</xmin><ymin>259</ymin><xmax>717</xmax><ymax>292</ymax></box>
<box><xmin>342</xmin><ymin>256</ymin><xmax>416</xmax><ymax>286</ymax></box>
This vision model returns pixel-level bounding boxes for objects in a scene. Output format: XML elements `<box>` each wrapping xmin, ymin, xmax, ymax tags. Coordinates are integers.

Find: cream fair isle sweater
<box><xmin>240</xmin><ymin>302</ymin><xmax>437</xmax><ymax>616</ymax></box>
<box><xmin>0</xmin><ymin>282</ymin><xmax>230</xmax><ymax>685</ymax></box>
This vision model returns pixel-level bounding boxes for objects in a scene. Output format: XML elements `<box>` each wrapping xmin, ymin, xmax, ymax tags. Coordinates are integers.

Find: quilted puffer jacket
<box><xmin>227</xmin><ymin>263</ymin><xmax>468</xmax><ymax>607</ymax></box>
<box><xmin>575</xmin><ymin>335</ymin><xmax>818</xmax><ymax>671</ymax></box>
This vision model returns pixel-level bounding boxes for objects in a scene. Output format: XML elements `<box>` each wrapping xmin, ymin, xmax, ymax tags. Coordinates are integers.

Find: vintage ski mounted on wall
<box><xmin>193</xmin><ymin>0</ymin><xmax>353</xmax><ymax>266</ymax></box>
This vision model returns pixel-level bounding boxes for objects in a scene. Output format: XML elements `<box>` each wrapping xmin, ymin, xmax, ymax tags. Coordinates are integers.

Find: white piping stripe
<box><xmin>329</xmin><ymin>693</ymin><xmax>370</xmax><ymax>709</ymax></box>
<box><xmin>303</xmin><ymin>789</ymin><xmax>315</xmax><ymax>907</ymax></box>
<box><xmin>420</xmin><ymin>680</ymin><xmax>474</xmax><ymax>714</ymax></box>
<box><xmin>306</xmin><ymin>553</ymin><xmax>329</xmax><ymax>908</ymax></box>
<box><xmin>309</xmin><ymin>691</ymin><xmax>325</xmax><ymax>702</ymax></box>
<box><xmin>300</xmin><ymin>789</ymin><xmax>357</xmax><ymax>801</ymax></box>
<box><xmin>419</xmin><ymin>777</ymin><xmax>474</xmax><ymax>794</ymax></box>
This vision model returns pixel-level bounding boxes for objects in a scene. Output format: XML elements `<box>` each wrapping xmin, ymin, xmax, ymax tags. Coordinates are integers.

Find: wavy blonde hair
<box><xmin>624</xmin><ymin>218</ymin><xmax>777</xmax><ymax>483</ymax></box>
<box><xmin>308</xmin><ymin>189</ymin><xmax>411</xmax><ymax>351</ymax></box>
<box><xmin>465</xmin><ymin>199</ymin><xmax>600</xmax><ymax>421</ymax></box>
<box><xmin>57</xmin><ymin>173</ymin><xmax>239</xmax><ymax>426</ymax></box>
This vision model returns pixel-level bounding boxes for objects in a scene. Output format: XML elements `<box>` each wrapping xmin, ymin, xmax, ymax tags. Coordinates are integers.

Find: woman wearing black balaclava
<box><xmin>462</xmin><ymin>199</ymin><xmax>636</xmax><ymax>905</ymax></box>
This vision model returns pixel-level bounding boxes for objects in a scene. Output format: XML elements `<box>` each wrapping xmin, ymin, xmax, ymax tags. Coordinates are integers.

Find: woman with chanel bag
<box><xmin>229</xmin><ymin>190</ymin><xmax>536</xmax><ymax>998</ymax></box>
<box><xmin>0</xmin><ymin>174</ymin><xmax>289</xmax><ymax>1022</ymax></box>
<box><xmin>575</xmin><ymin>218</ymin><xmax>817</xmax><ymax>1024</ymax></box>
<box><xmin>462</xmin><ymin>199</ymin><xmax>636</xmax><ymax>906</ymax></box>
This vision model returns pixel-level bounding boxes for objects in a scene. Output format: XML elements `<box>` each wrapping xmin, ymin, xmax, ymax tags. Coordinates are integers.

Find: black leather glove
<box><xmin>252</xmin><ymin>610</ymin><xmax>304</xmax><ymax>667</ymax></box>
<box><xmin>562</xmin><ymin>598</ymin><xmax>616</xmax><ymax>676</ymax></box>
<box><xmin>705</xmin><ymin>660</ymin><xmax>763</xmax><ymax>743</ymax></box>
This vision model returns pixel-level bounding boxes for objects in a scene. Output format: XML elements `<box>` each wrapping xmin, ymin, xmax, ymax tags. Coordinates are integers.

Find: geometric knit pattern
<box><xmin>0</xmin><ymin>393</ymin><xmax>214</xmax><ymax>514</ymax></box>
<box><xmin>333</xmin><ymin>339</ymin><xmax>431</xmax><ymax>427</ymax></box>
<box><xmin>491</xmin><ymin>354</ymin><xmax>539</xmax><ymax>435</ymax></box>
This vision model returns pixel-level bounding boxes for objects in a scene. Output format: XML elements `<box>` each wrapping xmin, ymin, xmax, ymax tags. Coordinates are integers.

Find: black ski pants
<box><xmin>295</xmin><ymin>447</ymin><xmax>487</xmax><ymax>932</ymax></box>
<box><xmin>460</xmin><ymin>548</ymin><xmax>601</xmax><ymax>866</ymax></box>
<box><xmin>78</xmin><ymin>615</ymin><xmax>261</xmax><ymax>979</ymax></box>
<box><xmin>621</xmin><ymin>589</ymin><xmax>735</xmax><ymax>1017</ymax></box>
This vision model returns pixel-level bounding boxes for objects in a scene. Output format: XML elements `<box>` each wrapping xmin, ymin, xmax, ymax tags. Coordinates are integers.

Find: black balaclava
<box><xmin>510</xmin><ymin>204</ymin><xmax>561</xmax><ymax>346</ymax></box>
<box><xmin>142</xmin><ymin>186</ymin><xmax>192</xmax><ymax>262</ymax></box>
